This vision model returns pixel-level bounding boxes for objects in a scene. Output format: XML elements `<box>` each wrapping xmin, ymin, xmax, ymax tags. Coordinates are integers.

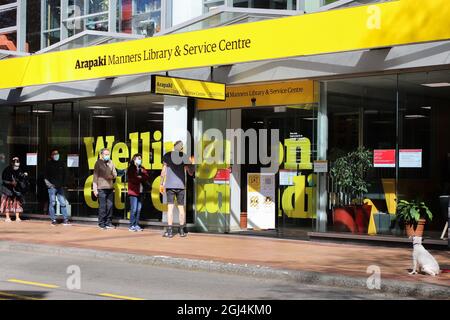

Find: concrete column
<box><xmin>316</xmin><ymin>81</ymin><xmax>328</xmax><ymax>232</ymax></box>
<box><xmin>229</xmin><ymin>109</ymin><xmax>241</xmax><ymax>232</ymax></box>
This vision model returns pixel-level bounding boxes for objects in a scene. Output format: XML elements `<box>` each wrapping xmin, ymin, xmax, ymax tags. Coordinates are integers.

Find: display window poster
<box><xmin>247</xmin><ymin>173</ymin><xmax>275</xmax><ymax>230</ymax></box>
<box><xmin>374</xmin><ymin>149</ymin><xmax>396</xmax><ymax>168</ymax></box>
<box><xmin>399</xmin><ymin>149</ymin><xmax>422</xmax><ymax>168</ymax></box>
<box><xmin>279</xmin><ymin>170</ymin><xmax>297</xmax><ymax>186</ymax></box>
<box><xmin>67</xmin><ymin>154</ymin><xmax>80</xmax><ymax>168</ymax></box>
<box><xmin>26</xmin><ymin>153</ymin><xmax>37</xmax><ymax>166</ymax></box>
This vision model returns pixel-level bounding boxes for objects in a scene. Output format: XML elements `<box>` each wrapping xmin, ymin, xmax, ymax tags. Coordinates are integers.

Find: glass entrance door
<box><xmin>240</xmin><ymin>105</ymin><xmax>317</xmax><ymax>237</ymax></box>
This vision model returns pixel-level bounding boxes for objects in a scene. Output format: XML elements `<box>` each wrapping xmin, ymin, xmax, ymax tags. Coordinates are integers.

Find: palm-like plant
<box><xmin>396</xmin><ymin>200</ymin><xmax>433</xmax><ymax>226</ymax></box>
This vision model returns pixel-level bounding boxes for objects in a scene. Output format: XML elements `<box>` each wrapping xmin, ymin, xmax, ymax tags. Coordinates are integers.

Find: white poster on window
<box><xmin>247</xmin><ymin>173</ymin><xmax>275</xmax><ymax>230</ymax></box>
<box><xmin>67</xmin><ymin>154</ymin><xmax>79</xmax><ymax>168</ymax></box>
<box><xmin>26</xmin><ymin>153</ymin><xmax>37</xmax><ymax>166</ymax></box>
<box><xmin>399</xmin><ymin>149</ymin><xmax>422</xmax><ymax>168</ymax></box>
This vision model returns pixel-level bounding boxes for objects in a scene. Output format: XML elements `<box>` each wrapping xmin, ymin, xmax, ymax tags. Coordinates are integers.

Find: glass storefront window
<box><xmin>325</xmin><ymin>70</ymin><xmax>450</xmax><ymax>239</ymax></box>
<box><xmin>44</xmin><ymin>0</ymin><xmax>61</xmax><ymax>31</ymax></box>
<box><xmin>0</xmin><ymin>31</ymin><xmax>17</xmax><ymax>50</ymax></box>
<box><xmin>0</xmin><ymin>8</ymin><xmax>16</xmax><ymax>29</ymax></box>
<box><xmin>233</xmin><ymin>0</ymin><xmax>296</xmax><ymax>9</ymax></box>
<box><xmin>131</xmin><ymin>0</ymin><xmax>161</xmax><ymax>36</ymax></box>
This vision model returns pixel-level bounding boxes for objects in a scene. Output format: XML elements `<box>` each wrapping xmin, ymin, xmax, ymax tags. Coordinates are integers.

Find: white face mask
<box><xmin>13</xmin><ymin>165</ymin><xmax>20</xmax><ymax>170</ymax></box>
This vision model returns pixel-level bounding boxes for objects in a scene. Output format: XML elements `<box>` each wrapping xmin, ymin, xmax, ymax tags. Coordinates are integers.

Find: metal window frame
<box><xmin>0</xmin><ymin>0</ymin><xmax>26</xmax><ymax>52</ymax></box>
<box><xmin>36</xmin><ymin>29</ymin><xmax>143</xmax><ymax>54</ymax></box>
<box><xmin>158</xmin><ymin>5</ymin><xmax>299</xmax><ymax>36</ymax></box>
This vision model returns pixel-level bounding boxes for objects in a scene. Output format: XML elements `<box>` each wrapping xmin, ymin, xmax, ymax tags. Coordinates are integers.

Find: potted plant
<box><xmin>330</xmin><ymin>147</ymin><xmax>373</xmax><ymax>234</ymax></box>
<box><xmin>396</xmin><ymin>200</ymin><xmax>433</xmax><ymax>237</ymax></box>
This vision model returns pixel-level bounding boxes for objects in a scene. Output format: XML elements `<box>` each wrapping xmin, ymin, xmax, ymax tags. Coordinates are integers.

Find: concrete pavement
<box><xmin>0</xmin><ymin>220</ymin><xmax>448</xmax><ymax>299</ymax></box>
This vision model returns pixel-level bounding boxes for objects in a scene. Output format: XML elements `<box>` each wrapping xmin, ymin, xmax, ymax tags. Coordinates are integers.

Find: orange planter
<box><xmin>333</xmin><ymin>207</ymin><xmax>357</xmax><ymax>233</ymax></box>
<box><xmin>355</xmin><ymin>205</ymin><xmax>372</xmax><ymax>234</ymax></box>
<box><xmin>405</xmin><ymin>219</ymin><xmax>426</xmax><ymax>237</ymax></box>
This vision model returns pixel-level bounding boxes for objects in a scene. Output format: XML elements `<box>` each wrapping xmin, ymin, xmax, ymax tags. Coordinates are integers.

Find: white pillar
<box><xmin>162</xmin><ymin>95</ymin><xmax>189</xmax><ymax>224</ymax></box>
<box><xmin>316</xmin><ymin>82</ymin><xmax>328</xmax><ymax>232</ymax></box>
<box><xmin>229</xmin><ymin>109</ymin><xmax>241</xmax><ymax>232</ymax></box>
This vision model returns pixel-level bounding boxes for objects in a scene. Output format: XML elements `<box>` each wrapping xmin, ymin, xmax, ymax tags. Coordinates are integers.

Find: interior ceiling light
<box><xmin>405</xmin><ymin>115</ymin><xmax>426</xmax><ymax>119</ymax></box>
<box><xmin>152</xmin><ymin>102</ymin><xmax>165</xmax><ymax>105</ymax></box>
<box><xmin>87</xmin><ymin>106</ymin><xmax>111</xmax><ymax>109</ymax></box>
<box><xmin>421</xmin><ymin>82</ymin><xmax>450</xmax><ymax>88</ymax></box>
<box><xmin>421</xmin><ymin>106</ymin><xmax>432</xmax><ymax>110</ymax></box>
<box><xmin>32</xmin><ymin>110</ymin><xmax>52</xmax><ymax>113</ymax></box>
<box><xmin>93</xmin><ymin>115</ymin><xmax>114</xmax><ymax>118</ymax></box>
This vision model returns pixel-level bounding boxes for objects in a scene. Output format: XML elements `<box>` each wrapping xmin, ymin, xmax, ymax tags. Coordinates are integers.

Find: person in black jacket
<box><xmin>45</xmin><ymin>149</ymin><xmax>70</xmax><ymax>226</ymax></box>
<box><xmin>0</xmin><ymin>156</ymin><xmax>29</xmax><ymax>222</ymax></box>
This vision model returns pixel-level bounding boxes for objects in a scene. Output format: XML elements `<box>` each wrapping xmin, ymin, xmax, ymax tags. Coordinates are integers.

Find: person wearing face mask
<box><xmin>127</xmin><ymin>153</ymin><xmax>150</xmax><ymax>232</ymax></box>
<box><xmin>93</xmin><ymin>148</ymin><xmax>117</xmax><ymax>230</ymax></box>
<box><xmin>0</xmin><ymin>156</ymin><xmax>29</xmax><ymax>222</ymax></box>
<box><xmin>160</xmin><ymin>141</ymin><xmax>194</xmax><ymax>238</ymax></box>
<box><xmin>45</xmin><ymin>149</ymin><xmax>70</xmax><ymax>226</ymax></box>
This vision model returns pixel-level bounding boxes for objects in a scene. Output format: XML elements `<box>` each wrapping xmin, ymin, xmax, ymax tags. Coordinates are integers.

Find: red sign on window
<box><xmin>374</xmin><ymin>149</ymin><xmax>396</xmax><ymax>168</ymax></box>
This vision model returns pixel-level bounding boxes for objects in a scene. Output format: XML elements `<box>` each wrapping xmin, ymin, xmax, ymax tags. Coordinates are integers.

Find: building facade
<box><xmin>0</xmin><ymin>0</ymin><xmax>449</xmax><ymax>244</ymax></box>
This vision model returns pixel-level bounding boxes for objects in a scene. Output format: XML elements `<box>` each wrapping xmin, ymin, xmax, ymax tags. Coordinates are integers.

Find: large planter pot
<box><xmin>355</xmin><ymin>204</ymin><xmax>372</xmax><ymax>234</ymax></box>
<box><xmin>405</xmin><ymin>218</ymin><xmax>426</xmax><ymax>237</ymax></box>
<box><xmin>333</xmin><ymin>207</ymin><xmax>357</xmax><ymax>233</ymax></box>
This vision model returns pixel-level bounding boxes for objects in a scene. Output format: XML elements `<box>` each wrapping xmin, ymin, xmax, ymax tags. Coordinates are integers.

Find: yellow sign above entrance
<box><xmin>0</xmin><ymin>0</ymin><xmax>450</xmax><ymax>90</ymax></box>
<box><xmin>197</xmin><ymin>80</ymin><xmax>316</xmax><ymax>110</ymax></box>
<box><xmin>151</xmin><ymin>75</ymin><xmax>226</xmax><ymax>100</ymax></box>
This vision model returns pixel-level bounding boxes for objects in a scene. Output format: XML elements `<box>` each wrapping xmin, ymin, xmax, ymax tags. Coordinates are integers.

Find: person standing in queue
<box><xmin>45</xmin><ymin>149</ymin><xmax>70</xmax><ymax>226</ymax></box>
<box><xmin>127</xmin><ymin>153</ymin><xmax>149</xmax><ymax>232</ymax></box>
<box><xmin>0</xmin><ymin>156</ymin><xmax>29</xmax><ymax>222</ymax></box>
<box><xmin>93</xmin><ymin>148</ymin><xmax>117</xmax><ymax>230</ymax></box>
<box><xmin>160</xmin><ymin>141</ymin><xmax>194</xmax><ymax>238</ymax></box>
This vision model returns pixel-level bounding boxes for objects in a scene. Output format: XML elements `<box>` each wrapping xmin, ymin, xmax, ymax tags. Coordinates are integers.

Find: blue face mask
<box><xmin>52</xmin><ymin>155</ymin><xmax>60</xmax><ymax>161</ymax></box>
<box><xmin>135</xmin><ymin>159</ymin><xmax>142</xmax><ymax>166</ymax></box>
<box><xmin>103</xmin><ymin>155</ymin><xmax>110</xmax><ymax>162</ymax></box>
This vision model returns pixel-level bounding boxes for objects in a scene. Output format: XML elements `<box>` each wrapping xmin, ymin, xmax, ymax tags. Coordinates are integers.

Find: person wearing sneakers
<box><xmin>45</xmin><ymin>149</ymin><xmax>70</xmax><ymax>226</ymax></box>
<box><xmin>160</xmin><ymin>141</ymin><xmax>194</xmax><ymax>238</ymax></box>
<box><xmin>127</xmin><ymin>153</ymin><xmax>150</xmax><ymax>232</ymax></box>
<box><xmin>93</xmin><ymin>148</ymin><xmax>117</xmax><ymax>230</ymax></box>
<box><xmin>0</xmin><ymin>156</ymin><xmax>29</xmax><ymax>223</ymax></box>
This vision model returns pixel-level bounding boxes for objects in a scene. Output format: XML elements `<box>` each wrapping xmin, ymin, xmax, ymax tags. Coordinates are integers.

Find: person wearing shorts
<box><xmin>160</xmin><ymin>141</ymin><xmax>194</xmax><ymax>238</ymax></box>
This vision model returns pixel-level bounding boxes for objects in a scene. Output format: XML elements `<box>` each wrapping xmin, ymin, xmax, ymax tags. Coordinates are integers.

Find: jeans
<box><xmin>48</xmin><ymin>187</ymin><xmax>68</xmax><ymax>221</ymax></box>
<box><xmin>129</xmin><ymin>195</ymin><xmax>143</xmax><ymax>228</ymax></box>
<box><xmin>98</xmin><ymin>189</ymin><xmax>114</xmax><ymax>227</ymax></box>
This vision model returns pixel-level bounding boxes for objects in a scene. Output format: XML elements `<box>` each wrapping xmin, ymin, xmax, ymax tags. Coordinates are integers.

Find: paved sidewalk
<box><xmin>0</xmin><ymin>220</ymin><xmax>448</xmax><ymax>296</ymax></box>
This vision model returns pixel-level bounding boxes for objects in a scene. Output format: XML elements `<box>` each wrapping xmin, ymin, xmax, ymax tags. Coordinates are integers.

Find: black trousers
<box><xmin>98</xmin><ymin>189</ymin><xmax>114</xmax><ymax>227</ymax></box>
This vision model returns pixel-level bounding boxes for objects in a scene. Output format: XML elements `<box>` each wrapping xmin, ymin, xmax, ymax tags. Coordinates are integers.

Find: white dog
<box><xmin>409</xmin><ymin>236</ymin><xmax>441</xmax><ymax>276</ymax></box>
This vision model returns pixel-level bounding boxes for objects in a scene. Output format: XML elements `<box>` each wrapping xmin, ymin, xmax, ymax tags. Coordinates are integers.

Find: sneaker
<box><xmin>51</xmin><ymin>220</ymin><xmax>57</xmax><ymax>226</ymax></box>
<box><xmin>105</xmin><ymin>225</ymin><xmax>115</xmax><ymax>229</ymax></box>
<box><xmin>128</xmin><ymin>226</ymin><xmax>137</xmax><ymax>232</ymax></box>
<box><xmin>63</xmin><ymin>220</ymin><xmax>71</xmax><ymax>226</ymax></box>
<box><xmin>163</xmin><ymin>228</ymin><xmax>174</xmax><ymax>238</ymax></box>
<box><xmin>135</xmin><ymin>226</ymin><xmax>143</xmax><ymax>232</ymax></box>
<box><xmin>98</xmin><ymin>225</ymin><xmax>106</xmax><ymax>230</ymax></box>
<box><xmin>179</xmin><ymin>226</ymin><xmax>187</xmax><ymax>238</ymax></box>
<box><xmin>5</xmin><ymin>218</ymin><xmax>12</xmax><ymax>223</ymax></box>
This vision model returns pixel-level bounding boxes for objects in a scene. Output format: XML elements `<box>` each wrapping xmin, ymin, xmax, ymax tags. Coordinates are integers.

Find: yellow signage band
<box><xmin>151</xmin><ymin>75</ymin><xmax>226</xmax><ymax>100</ymax></box>
<box><xmin>0</xmin><ymin>0</ymin><xmax>449</xmax><ymax>90</ymax></box>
